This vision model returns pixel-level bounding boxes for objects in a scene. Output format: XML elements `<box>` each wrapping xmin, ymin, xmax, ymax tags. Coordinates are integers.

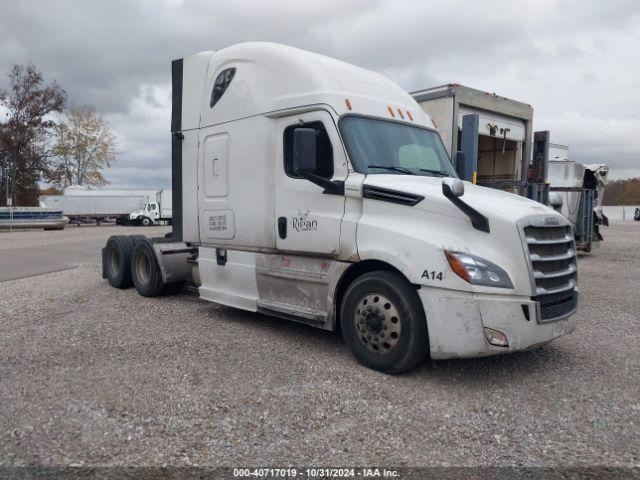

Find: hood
<box><xmin>363</xmin><ymin>174</ymin><xmax>560</xmax><ymax>225</ymax></box>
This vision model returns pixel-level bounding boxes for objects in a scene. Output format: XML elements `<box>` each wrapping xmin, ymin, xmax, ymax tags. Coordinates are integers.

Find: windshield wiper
<box><xmin>367</xmin><ymin>165</ymin><xmax>415</xmax><ymax>175</ymax></box>
<box><xmin>417</xmin><ymin>168</ymin><xmax>452</xmax><ymax>177</ymax></box>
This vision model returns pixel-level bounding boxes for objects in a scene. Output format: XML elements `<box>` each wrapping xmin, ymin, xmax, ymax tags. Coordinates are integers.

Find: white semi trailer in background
<box><xmin>62</xmin><ymin>185</ymin><xmax>160</xmax><ymax>199</ymax></box>
<box><xmin>40</xmin><ymin>193</ymin><xmax>147</xmax><ymax>225</ymax></box>
<box><xmin>101</xmin><ymin>43</ymin><xmax>579</xmax><ymax>373</ymax></box>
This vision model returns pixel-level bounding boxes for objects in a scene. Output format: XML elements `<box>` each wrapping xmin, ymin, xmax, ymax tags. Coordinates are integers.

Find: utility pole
<box><xmin>8</xmin><ymin>134</ymin><xmax>15</xmax><ymax>232</ymax></box>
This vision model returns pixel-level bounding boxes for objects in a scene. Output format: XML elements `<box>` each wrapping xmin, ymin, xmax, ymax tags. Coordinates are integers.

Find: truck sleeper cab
<box><xmin>102</xmin><ymin>43</ymin><xmax>579</xmax><ymax>373</ymax></box>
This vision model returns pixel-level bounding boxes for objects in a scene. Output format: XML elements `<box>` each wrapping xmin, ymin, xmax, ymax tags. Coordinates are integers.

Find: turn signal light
<box><xmin>445</xmin><ymin>251</ymin><xmax>471</xmax><ymax>282</ymax></box>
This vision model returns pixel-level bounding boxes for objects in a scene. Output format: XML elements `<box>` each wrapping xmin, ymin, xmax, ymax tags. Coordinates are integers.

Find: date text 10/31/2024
<box><xmin>232</xmin><ymin>467</ymin><xmax>401</xmax><ymax>478</ymax></box>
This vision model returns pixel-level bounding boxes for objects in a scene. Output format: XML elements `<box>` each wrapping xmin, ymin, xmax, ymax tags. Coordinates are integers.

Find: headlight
<box><xmin>444</xmin><ymin>251</ymin><xmax>514</xmax><ymax>288</ymax></box>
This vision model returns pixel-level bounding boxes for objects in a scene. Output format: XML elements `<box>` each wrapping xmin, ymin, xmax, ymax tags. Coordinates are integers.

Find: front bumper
<box><xmin>418</xmin><ymin>287</ymin><xmax>578</xmax><ymax>360</ymax></box>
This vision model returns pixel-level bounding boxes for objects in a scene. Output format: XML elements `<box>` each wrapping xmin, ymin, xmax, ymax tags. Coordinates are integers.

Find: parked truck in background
<box><xmin>412</xmin><ymin>85</ymin><xmax>609</xmax><ymax>252</ymax></box>
<box><xmin>101</xmin><ymin>43</ymin><xmax>579</xmax><ymax>373</ymax></box>
<box><xmin>546</xmin><ymin>144</ymin><xmax>609</xmax><ymax>252</ymax></box>
<box><xmin>129</xmin><ymin>189</ymin><xmax>173</xmax><ymax>226</ymax></box>
<box><xmin>411</xmin><ymin>84</ymin><xmax>533</xmax><ymax>195</ymax></box>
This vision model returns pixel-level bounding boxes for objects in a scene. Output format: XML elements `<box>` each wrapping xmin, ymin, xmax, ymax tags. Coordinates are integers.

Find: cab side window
<box><xmin>283</xmin><ymin>121</ymin><xmax>334</xmax><ymax>179</ymax></box>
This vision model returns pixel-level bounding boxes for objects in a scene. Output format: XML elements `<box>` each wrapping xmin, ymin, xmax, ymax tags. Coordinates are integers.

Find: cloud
<box><xmin>104</xmin><ymin>84</ymin><xmax>173</xmax><ymax>188</ymax></box>
<box><xmin>539</xmin><ymin>111</ymin><xmax>640</xmax><ymax>168</ymax></box>
<box><xmin>1</xmin><ymin>0</ymin><xmax>639</xmax><ymax>186</ymax></box>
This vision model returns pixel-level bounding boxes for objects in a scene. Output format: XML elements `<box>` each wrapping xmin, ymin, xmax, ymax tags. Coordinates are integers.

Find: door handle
<box><xmin>277</xmin><ymin>217</ymin><xmax>287</xmax><ymax>239</ymax></box>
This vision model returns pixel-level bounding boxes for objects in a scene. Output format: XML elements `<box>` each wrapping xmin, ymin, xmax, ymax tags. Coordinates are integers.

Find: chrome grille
<box><xmin>523</xmin><ymin>222</ymin><xmax>578</xmax><ymax>323</ymax></box>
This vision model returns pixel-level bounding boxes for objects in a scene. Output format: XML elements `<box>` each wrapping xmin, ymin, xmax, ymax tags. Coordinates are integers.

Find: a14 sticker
<box><xmin>422</xmin><ymin>270</ymin><xmax>443</xmax><ymax>281</ymax></box>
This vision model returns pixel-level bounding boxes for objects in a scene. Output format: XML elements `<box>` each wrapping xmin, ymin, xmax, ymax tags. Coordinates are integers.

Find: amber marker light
<box><xmin>345</xmin><ymin>98</ymin><xmax>352</xmax><ymax>110</ymax></box>
<box><xmin>406</xmin><ymin>111</ymin><xmax>413</xmax><ymax>121</ymax></box>
<box><xmin>387</xmin><ymin>106</ymin><xmax>395</xmax><ymax>117</ymax></box>
<box><xmin>397</xmin><ymin>108</ymin><xmax>404</xmax><ymax>119</ymax></box>
<box><xmin>445</xmin><ymin>250</ymin><xmax>471</xmax><ymax>282</ymax></box>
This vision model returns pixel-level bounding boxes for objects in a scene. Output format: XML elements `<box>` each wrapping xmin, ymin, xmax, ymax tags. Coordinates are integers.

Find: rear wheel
<box><xmin>129</xmin><ymin>234</ymin><xmax>148</xmax><ymax>245</ymax></box>
<box><xmin>131</xmin><ymin>239</ymin><xmax>165</xmax><ymax>296</ymax></box>
<box><xmin>131</xmin><ymin>239</ymin><xmax>184</xmax><ymax>296</ymax></box>
<box><xmin>104</xmin><ymin>235</ymin><xmax>135</xmax><ymax>289</ymax></box>
<box><xmin>340</xmin><ymin>270</ymin><xmax>428</xmax><ymax>374</ymax></box>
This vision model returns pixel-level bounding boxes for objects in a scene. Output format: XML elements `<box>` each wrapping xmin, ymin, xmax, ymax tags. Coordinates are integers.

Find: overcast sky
<box><xmin>1</xmin><ymin>0</ymin><xmax>639</xmax><ymax>187</ymax></box>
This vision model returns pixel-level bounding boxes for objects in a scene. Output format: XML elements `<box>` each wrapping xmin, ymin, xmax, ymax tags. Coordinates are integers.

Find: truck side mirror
<box><xmin>293</xmin><ymin>128</ymin><xmax>317</xmax><ymax>174</ymax></box>
<box><xmin>455</xmin><ymin>151</ymin><xmax>466</xmax><ymax>179</ymax></box>
<box><xmin>443</xmin><ymin>178</ymin><xmax>465</xmax><ymax>197</ymax></box>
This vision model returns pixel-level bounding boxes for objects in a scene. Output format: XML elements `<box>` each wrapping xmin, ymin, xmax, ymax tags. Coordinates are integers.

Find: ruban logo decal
<box><xmin>291</xmin><ymin>209</ymin><xmax>317</xmax><ymax>232</ymax></box>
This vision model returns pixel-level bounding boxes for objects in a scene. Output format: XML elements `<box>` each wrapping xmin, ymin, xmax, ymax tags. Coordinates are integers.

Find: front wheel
<box><xmin>340</xmin><ymin>270</ymin><xmax>428</xmax><ymax>374</ymax></box>
<box><xmin>141</xmin><ymin>217</ymin><xmax>152</xmax><ymax>227</ymax></box>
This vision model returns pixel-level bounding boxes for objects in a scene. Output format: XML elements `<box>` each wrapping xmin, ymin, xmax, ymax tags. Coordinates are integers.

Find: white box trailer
<box><xmin>39</xmin><ymin>194</ymin><xmax>147</xmax><ymax>225</ymax></box>
<box><xmin>101</xmin><ymin>43</ymin><xmax>578</xmax><ymax>373</ymax></box>
<box><xmin>62</xmin><ymin>185</ymin><xmax>160</xmax><ymax>200</ymax></box>
<box><xmin>411</xmin><ymin>84</ymin><xmax>533</xmax><ymax>194</ymax></box>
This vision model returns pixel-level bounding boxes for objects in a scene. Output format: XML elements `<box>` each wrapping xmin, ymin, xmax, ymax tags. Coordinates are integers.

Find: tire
<box><xmin>129</xmin><ymin>234</ymin><xmax>148</xmax><ymax>245</ymax></box>
<box><xmin>340</xmin><ymin>270</ymin><xmax>428</xmax><ymax>374</ymax></box>
<box><xmin>141</xmin><ymin>217</ymin><xmax>152</xmax><ymax>227</ymax></box>
<box><xmin>104</xmin><ymin>235</ymin><xmax>135</xmax><ymax>289</ymax></box>
<box><xmin>131</xmin><ymin>239</ymin><xmax>165</xmax><ymax>297</ymax></box>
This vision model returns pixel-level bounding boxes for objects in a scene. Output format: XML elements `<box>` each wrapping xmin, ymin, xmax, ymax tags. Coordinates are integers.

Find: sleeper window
<box><xmin>210</xmin><ymin>68</ymin><xmax>236</xmax><ymax>108</ymax></box>
<box><xmin>283</xmin><ymin>121</ymin><xmax>334</xmax><ymax>179</ymax></box>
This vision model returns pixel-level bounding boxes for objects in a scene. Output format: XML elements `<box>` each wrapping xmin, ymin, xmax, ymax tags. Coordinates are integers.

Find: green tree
<box><xmin>50</xmin><ymin>105</ymin><xmax>116</xmax><ymax>187</ymax></box>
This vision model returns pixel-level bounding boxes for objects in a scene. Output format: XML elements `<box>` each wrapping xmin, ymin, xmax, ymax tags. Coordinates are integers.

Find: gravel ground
<box><xmin>0</xmin><ymin>221</ymin><xmax>639</xmax><ymax>467</ymax></box>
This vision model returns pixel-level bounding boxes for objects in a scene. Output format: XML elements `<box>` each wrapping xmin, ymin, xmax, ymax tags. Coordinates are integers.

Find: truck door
<box><xmin>275</xmin><ymin>110</ymin><xmax>348</xmax><ymax>255</ymax></box>
<box><xmin>148</xmin><ymin>202</ymin><xmax>159</xmax><ymax>220</ymax></box>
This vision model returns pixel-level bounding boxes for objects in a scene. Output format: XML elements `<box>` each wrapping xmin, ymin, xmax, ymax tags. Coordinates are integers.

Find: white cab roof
<box><xmin>181</xmin><ymin>42</ymin><xmax>432</xmax><ymax>130</ymax></box>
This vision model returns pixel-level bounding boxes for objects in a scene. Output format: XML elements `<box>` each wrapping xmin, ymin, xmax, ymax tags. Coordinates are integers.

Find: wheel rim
<box><xmin>107</xmin><ymin>246</ymin><xmax>120</xmax><ymax>277</ymax></box>
<box><xmin>354</xmin><ymin>293</ymin><xmax>401</xmax><ymax>354</ymax></box>
<box><xmin>135</xmin><ymin>250</ymin><xmax>151</xmax><ymax>285</ymax></box>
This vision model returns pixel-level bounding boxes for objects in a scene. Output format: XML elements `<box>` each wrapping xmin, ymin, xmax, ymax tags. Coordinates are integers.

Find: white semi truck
<box><xmin>102</xmin><ymin>43</ymin><xmax>579</xmax><ymax>373</ymax></box>
<box><xmin>128</xmin><ymin>189</ymin><xmax>173</xmax><ymax>226</ymax></box>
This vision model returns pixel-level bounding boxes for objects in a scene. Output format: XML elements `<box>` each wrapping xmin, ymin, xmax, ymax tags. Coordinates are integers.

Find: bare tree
<box><xmin>51</xmin><ymin>105</ymin><xmax>116</xmax><ymax>187</ymax></box>
<box><xmin>0</xmin><ymin>64</ymin><xmax>66</xmax><ymax>206</ymax></box>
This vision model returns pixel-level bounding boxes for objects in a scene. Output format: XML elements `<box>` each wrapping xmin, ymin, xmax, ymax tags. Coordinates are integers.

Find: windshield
<box><xmin>339</xmin><ymin>116</ymin><xmax>456</xmax><ymax>177</ymax></box>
